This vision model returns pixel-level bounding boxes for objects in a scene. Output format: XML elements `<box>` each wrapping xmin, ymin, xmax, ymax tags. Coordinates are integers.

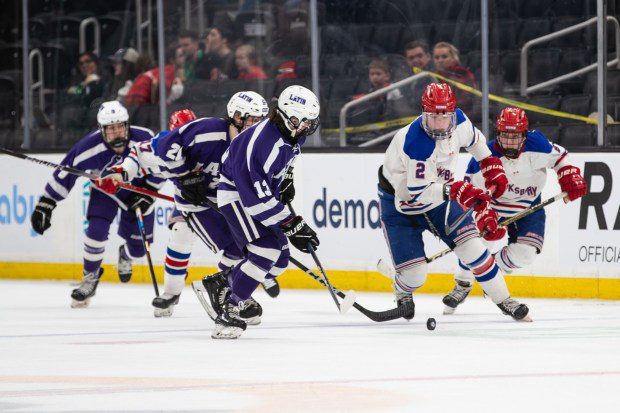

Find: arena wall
<box><xmin>1</xmin><ymin>152</ymin><xmax>618</xmax><ymax>299</ymax></box>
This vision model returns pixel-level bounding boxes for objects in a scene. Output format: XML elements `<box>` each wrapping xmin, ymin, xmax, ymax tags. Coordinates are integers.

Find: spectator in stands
<box><xmin>432</xmin><ymin>42</ymin><xmax>476</xmax><ymax>110</ymax></box>
<box><xmin>195</xmin><ymin>25</ymin><xmax>238</xmax><ymax>80</ymax></box>
<box><xmin>403</xmin><ymin>40</ymin><xmax>437</xmax><ymax>113</ymax></box>
<box><xmin>125</xmin><ymin>44</ymin><xmax>185</xmax><ymax>106</ymax></box>
<box><xmin>104</xmin><ymin>48</ymin><xmax>139</xmax><ymax>102</ymax></box>
<box><xmin>235</xmin><ymin>44</ymin><xmax>268</xmax><ymax>80</ymax></box>
<box><xmin>350</xmin><ymin>58</ymin><xmax>411</xmax><ymax>125</ymax></box>
<box><xmin>178</xmin><ymin>30</ymin><xmax>203</xmax><ymax>83</ymax></box>
<box><xmin>65</xmin><ymin>52</ymin><xmax>106</xmax><ymax>108</ymax></box>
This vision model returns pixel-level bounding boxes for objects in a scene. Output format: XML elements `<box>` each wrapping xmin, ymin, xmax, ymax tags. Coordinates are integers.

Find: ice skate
<box><xmin>442</xmin><ymin>280</ymin><xmax>473</xmax><ymax>314</ymax></box>
<box><xmin>262</xmin><ymin>277</ymin><xmax>280</xmax><ymax>298</ymax></box>
<box><xmin>239</xmin><ymin>297</ymin><xmax>262</xmax><ymax>325</ymax></box>
<box><xmin>497</xmin><ymin>297</ymin><xmax>532</xmax><ymax>322</ymax></box>
<box><xmin>152</xmin><ymin>293</ymin><xmax>180</xmax><ymax>317</ymax></box>
<box><xmin>192</xmin><ymin>270</ymin><xmax>230</xmax><ymax>321</ymax></box>
<box><xmin>117</xmin><ymin>245</ymin><xmax>132</xmax><ymax>283</ymax></box>
<box><xmin>71</xmin><ymin>268</ymin><xmax>103</xmax><ymax>308</ymax></box>
<box><xmin>212</xmin><ymin>300</ymin><xmax>247</xmax><ymax>339</ymax></box>
<box><xmin>394</xmin><ymin>288</ymin><xmax>415</xmax><ymax>320</ymax></box>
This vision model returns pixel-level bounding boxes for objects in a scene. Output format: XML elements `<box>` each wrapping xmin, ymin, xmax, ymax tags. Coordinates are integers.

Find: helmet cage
<box><xmin>421</xmin><ymin>112</ymin><xmax>457</xmax><ymax>140</ymax></box>
<box><xmin>497</xmin><ymin>130</ymin><xmax>527</xmax><ymax>159</ymax></box>
<box><xmin>277</xmin><ymin>105</ymin><xmax>320</xmax><ymax>138</ymax></box>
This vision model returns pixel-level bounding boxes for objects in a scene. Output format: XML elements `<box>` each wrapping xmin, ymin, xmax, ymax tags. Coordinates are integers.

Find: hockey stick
<box><xmin>289</xmin><ymin>256</ymin><xmax>413</xmax><ymax>322</ymax></box>
<box><xmin>0</xmin><ymin>147</ymin><xmax>174</xmax><ymax>202</ymax></box>
<box><xmin>445</xmin><ymin>201</ymin><xmax>478</xmax><ymax>235</ymax></box>
<box><xmin>135</xmin><ymin>207</ymin><xmax>159</xmax><ymax>297</ymax></box>
<box><xmin>287</xmin><ymin>203</ymin><xmax>355</xmax><ymax>314</ymax></box>
<box><xmin>377</xmin><ymin>192</ymin><xmax>568</xmax><ymax>276</ymax></box>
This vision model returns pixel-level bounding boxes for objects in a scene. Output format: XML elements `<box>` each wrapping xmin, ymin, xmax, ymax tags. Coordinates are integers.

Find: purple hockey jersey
<box><xmin>218</xmin><ymin>118</ymin><xmax>304</xmax><ymax>228</ymax></box>
<box><xmin>43</xmin><ymin>126</ymin><xmax>159</xmax><ymax>204</ymax></box>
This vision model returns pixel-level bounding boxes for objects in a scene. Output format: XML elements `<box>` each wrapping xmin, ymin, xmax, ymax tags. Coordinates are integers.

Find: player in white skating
<box><xmin>98</xmin><ymin>92</ymin><xmax>271</xmax><ymax>317</ymax></box>
<box><xmin>442</xmin><ymin>107</ymin><xmax>587</xmax><ymax>314</ymax></box>
<box><xmin>378</xmin><ymin>83</ymin><xmax>531</xmax><ymax>321</ymax></box>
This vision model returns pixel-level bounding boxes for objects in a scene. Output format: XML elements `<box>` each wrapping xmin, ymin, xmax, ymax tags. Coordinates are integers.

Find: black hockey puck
<box><xmin>426</xmin><ymin>317</ymin><xmax>436</xmax><ymax>330</ymax></box>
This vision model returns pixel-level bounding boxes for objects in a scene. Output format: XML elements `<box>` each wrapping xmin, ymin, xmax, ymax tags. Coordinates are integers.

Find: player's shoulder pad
<box><xmin>523</xmin><ymin>130</ymin><xmax>553</xmax><ymax>154</ymax></box>
<box><xmin>487</xmin><ymin>138</ymin><xmax>503</xmax><ymax>158</ymax></box>
<box><xmin>455</xmin><ymin>108</ymin><xmax>468</xmax><ymax>125</ymax></box>
<box><xmin>403</xmin><ymin>119</ymin><xmax>435</xmax><ymax>161</ymax></box>
<box><xmin>74</xmin><ymin>129</ymin><xmax>104</xmax><ymax>150</ymax></box>
<box><xmin>129</xmin><ymin>125</ymin><xmax>155</xmax><ymax>140</ymax></box>
<box><xmin>466</xmin><ymin>156</ymin><xmax>481</xmax><ymax>174</ymax></box>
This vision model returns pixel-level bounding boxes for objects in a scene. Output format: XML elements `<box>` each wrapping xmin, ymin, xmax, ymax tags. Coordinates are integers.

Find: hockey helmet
<box><xmin>227</xmin><ymin>91</ymin><xmax>269</xmax><ymax>131</ymax></box>
<box><xmin>97</xmin><ymin>101</ymin><xmax>130</xmax><ymax>151</ymax></box>
<box><xmin>169</xmin><ymin>109</ymin><xmax>197</xmax><ymax>130</ymax></box>
<box><xmin>421</xmin><ymin>83</ymin><xmax>457</xmax><ymax>140</ymax></box>
<box><xmin>276</xmin><ymin>85</ymin><xmax>320</xmax><ymax>138</ymax></box>
<box><xmin>496</xmin><ymin>107</ymin><xmax>528</xmax><ymax>158</ymax></box>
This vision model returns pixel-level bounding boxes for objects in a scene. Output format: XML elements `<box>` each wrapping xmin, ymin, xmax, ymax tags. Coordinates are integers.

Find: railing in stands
<box><xmin>28</xmin><ymin>49</ymin><xmax>44</xmax><ymax>129</ymax></box>
<box><xmin>136</xmin><ymin>0</ymin><xmax>154</xmax><ymax>58</ymax></box>
<box><xmin>520</xmin><ymin>16</ymin><xmax>620</xmax><ymax>96</ymax></box>
<box><xmin>339</xmin><ymin>72</ymin><xmax>432</xmax><ymax>147</ymax></box>
<box><xmin>79</xmin><ymin>17</ymin><xmax>101</xmax><ymax>56</ymax></box>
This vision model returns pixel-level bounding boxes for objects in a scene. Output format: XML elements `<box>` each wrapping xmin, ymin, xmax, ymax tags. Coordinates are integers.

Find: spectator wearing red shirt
<box><xmin>126</xmin><ymin>44</ymin><xmax>185</xmax><ymax>106</ymax></box>
<box><xmin>432</xmin><ymin>42</ymin><xmax>477</xmax><ymax>111</ymax></box>
<box><xmin>235</xmin><ymin>44</ymin><xmax>268</xmax><ymax>80</ymax></box>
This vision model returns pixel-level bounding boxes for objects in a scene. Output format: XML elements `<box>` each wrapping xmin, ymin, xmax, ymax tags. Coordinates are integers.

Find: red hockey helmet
<box><xmin>422</xmin><ymin>83</ymin><xmax>456</xmax><ymax>113</ymax></box>
<box><xmin>169</xmin><ymin>109</ymin><xmax>197</xmax><ymax>131</ymax></box>
<box><xmin>496</xmin><ymin>107</ymin><xmax>529</xmax><ymax>158</ymax></box>
<box><xmin>421</xmin><ymin>83</ymin><xmax>457</xmax><ymax>140</ymax></box>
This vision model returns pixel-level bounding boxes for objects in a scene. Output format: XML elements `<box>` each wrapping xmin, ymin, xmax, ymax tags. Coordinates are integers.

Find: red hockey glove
<box><xmin>475</xmin><ymin>208</ymin><xmax>507</xmax><ymax>241</ymax></box>
<box><xmin>94</xmin><ymin>166</ymin><xmax>126</xmax><ymax>194</ymax></box>
<box><xmin>480</xmin><ymin>156</ymin><xmax>508</xmax><ymax>198</ymax></box>
<box><xmin>557</xmin><ymin>165</ymin><xmax>587</xmax><ymax>202</ymax></box>
<box><xmin>450</xmin><ymin>181</ymin><xmax>491</xmax><ymax>213</ymax></box>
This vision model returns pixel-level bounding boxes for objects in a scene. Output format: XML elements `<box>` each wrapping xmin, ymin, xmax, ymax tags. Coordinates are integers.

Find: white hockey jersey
<box><xmin>465</xmin><ymin>130</ymin><xmax>570</xmax><ymax>218</ymax></box>
<box><xmin>382</xmin><ymin>109</ymin><xmax>492</xmax><ymax>215</ymax></box>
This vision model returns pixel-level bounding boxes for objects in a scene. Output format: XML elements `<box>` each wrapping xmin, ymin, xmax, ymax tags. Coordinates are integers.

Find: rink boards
<box><xmin>0</xmin><ymin>151</ymin><xmax>619</xmax><ymax>299</ymax></box>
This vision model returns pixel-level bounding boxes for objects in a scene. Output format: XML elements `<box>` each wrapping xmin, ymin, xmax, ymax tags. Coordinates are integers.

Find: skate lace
<box><xmin>395</xmin><ymin>291</ymin><xmax>413</xmax><ymax>304</ymax></box>
<box><xmin>499</xmin><ymin>298</ymin><xmax>520</xmax><ymax>311</ymax></box>
<box><xmin>449</xmin><ymin>283</ymin><xmax>472</xmax><ymax>301</ymax></box>
<box><xmin>118</xmin><ymin>253</ymin><xmax>132</xmax><ymax>273</ymax></box>
<box><xmin>77</xmin><ymin>272</ymin><xmax>99</xmax><ymax>294</ymax></box>
<box><xmin>262</xmin><ymin>278</ymin><xmax>277</xmax><ymax>289</ymax></box>
<box><xmin>218</xmin><ymin>286</ymin><xmax>230</xmax><ymax>305</ymax></box>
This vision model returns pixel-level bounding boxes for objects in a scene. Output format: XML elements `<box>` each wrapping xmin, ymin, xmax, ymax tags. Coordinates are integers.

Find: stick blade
<box><xmin>339</xmin><ymin>290</ymin><xmax>357</xmax><ymax>314</ymax></box>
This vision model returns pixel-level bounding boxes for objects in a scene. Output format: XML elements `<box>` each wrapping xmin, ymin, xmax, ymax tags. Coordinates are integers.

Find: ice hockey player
<box><xmin>98</xmin><ymin>92</ymin><xmax>272</xmax><ymax>318</ymax></box>
<box><xmin>442</xmin><ymin>107</ymin><xmax>587</xmax><ymax>314</ymax></box>
<box><xmin>378</xmin><ymin>83</ymin><xmax>531</xmax><ymax>321</ymax></box>
<box><xmin>30</xmin><ymin>100</ymin><xmax>162</xmax><ymax>307</ymax></box>
<box><xmin>199</xmin><ymin>85</ymin><xmax>320</xmax><ymax>339</ymax></box>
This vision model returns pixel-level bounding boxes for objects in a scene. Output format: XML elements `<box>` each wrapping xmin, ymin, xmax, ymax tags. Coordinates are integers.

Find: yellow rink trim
<box><xmin>1</xmin><ymin>261</ymin><xmax>619</xmax><ymax>300</ymax></box>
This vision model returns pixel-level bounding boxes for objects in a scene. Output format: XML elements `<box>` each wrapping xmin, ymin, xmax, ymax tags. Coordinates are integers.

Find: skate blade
<box><xmin>443</xmin><ymin>305</ymin><xmax>456</xmax><ymax>315</ymax></box>
<box><xmin>71</xmin><ymin>298</ymin><xmax>90</xmax><ymax>308</ymax></box>
<box><xmin>154</xmin><ymin>307</ymin><xmax>174</xmax><ymax>317</ymax></box>
<box><xmin>519</xmin><ymin>315</ymin><xmax>533</xmax><ymax>322</ymax></box>
<box><xmin>211</xmin><ymin>325</ymin><xmax>244</xmax><ymax>339</ymax></box>
<box><xmin>191</xmin><ymin>281</ymin><xmax>218</xmax><ymax>321</ymax></box>
<box><xmin>244</xmin><ymin>315</ymin><xmax>261</xmax><ymax>326</ymax></box>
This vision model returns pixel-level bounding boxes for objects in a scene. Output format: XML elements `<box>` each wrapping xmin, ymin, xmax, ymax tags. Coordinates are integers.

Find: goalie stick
<box><xmin>0</xmin><ymin>147</ymin><xmax>174</xmax><ymax>202</ymax></box>
<box><xmin>377</xmin><ymin>192</ymin><xmax>568</xmax><ymax>277</ymax></box>
<box><xmin>288</xmin><ymin>256</ymin><xmax>414</xmax><ymax>322</ymax></box>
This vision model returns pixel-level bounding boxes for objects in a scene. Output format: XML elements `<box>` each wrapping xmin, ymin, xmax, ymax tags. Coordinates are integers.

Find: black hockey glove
<box><xmin>31</xmin><ymin>196</ymin><xmax>57</xmax><ymax>235</ymax></box>
<box><xmin>279</xmin><ymin>167</ymin><xmax>295</xmax><ymax>204</ymax></box>
<box><xmin>126</xmin><ymin>183</ymin><xmax>157</xmax><ymax>215</ymax></box>
<box><xmin>179</xmin><ymin>172</ymin><xmax>207</xmax><ymax>206</ymax></box>
<box><xmin>281</xmin><ymin>215</ymin><xmax>319</xmax><ymax>253</ymax></box>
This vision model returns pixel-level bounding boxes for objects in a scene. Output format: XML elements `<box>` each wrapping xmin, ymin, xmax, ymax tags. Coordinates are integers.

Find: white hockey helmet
<box><xmin>276</xmin><ymin>85</ymin><xmax>320</xmax><ymax>137</ymax></box>
<box><xmin>97</xmin><ymin>100</ymin><xmax>130</xmax><ymax>150</ymax></box>
<box><xmin>227</xmin><ymin>91</ymin><xmax>269</xmax><ymax>120</ymax></box>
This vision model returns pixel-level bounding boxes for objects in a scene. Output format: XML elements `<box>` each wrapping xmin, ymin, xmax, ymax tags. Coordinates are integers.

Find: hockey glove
<box><xmin>126</xmin><ymin>183</ymin><xmax>157</xmax><ymax>215</ymax></box>
<box><xmin>450</xmin><ymin>181</ymin><xmax>491</xmax><ymax>213</ymax></box>
<box><xmin>279</xmin><ymin>167</ymin><xmax>295</xmax><ymax>204</ymax></box>
<box><xmin>94</xmin><ymin>166</ymin><xmax>127</xmax><ymax>194</ymax></box>
<box><xmin>557</xmin><ymin>165</ymin><xmax>587</xmax><ymax>202</ymax></box>
<box><xmin>281</xmin><ymin>215</ymin><xmax>320</xmax><ymax>253</ymax></box>
<box><xmin>179</xmin><ymin>172</ymin><xmax>207</xmax><ymax>206</ymax></box>
<box><xmin>479</xmin><ymin>156</ymin><xmax>508</xmax><ymax>198</ymax></box>
<box><xmin>31</xmin><ymin>196</ymin><xmax>57</xmax><ymax>235</ymax></box>
<box><xmin>475</xmin><ymin>208</ymin><xmax>506</xmax><ymax>241</ymax></box>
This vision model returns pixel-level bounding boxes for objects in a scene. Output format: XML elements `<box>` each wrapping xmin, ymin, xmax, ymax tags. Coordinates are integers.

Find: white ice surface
<box><xmin>1</xmin><ymin>279</ymin><xmax>619</xmax><ymax>412</ymax></box>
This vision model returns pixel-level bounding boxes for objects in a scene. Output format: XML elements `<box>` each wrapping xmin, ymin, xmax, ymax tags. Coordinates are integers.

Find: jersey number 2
<box><xmin>415</xmin><ymin>162</ymin><xmax>425</xmax><ymax>179</ymax></box>
<box><xmin>254</xmin><ymin>180</ymin><xmax>273</xmax><ymax>198</ymax></box>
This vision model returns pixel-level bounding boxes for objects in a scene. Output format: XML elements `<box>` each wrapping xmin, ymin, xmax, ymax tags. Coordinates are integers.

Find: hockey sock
<box><xmin>495</xmin><ymin>243</ymin><xmax>537</xmax><ymax>273</ymax></box>
<box><xmin>83</xmin><ymin>217</ymin><xmax>109</xmax><ymax>274</ymax></box>
<box><xmin>455</xmin><ymin>239</ymin><xmax>510</xmax><ymax>304</ymax></box>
